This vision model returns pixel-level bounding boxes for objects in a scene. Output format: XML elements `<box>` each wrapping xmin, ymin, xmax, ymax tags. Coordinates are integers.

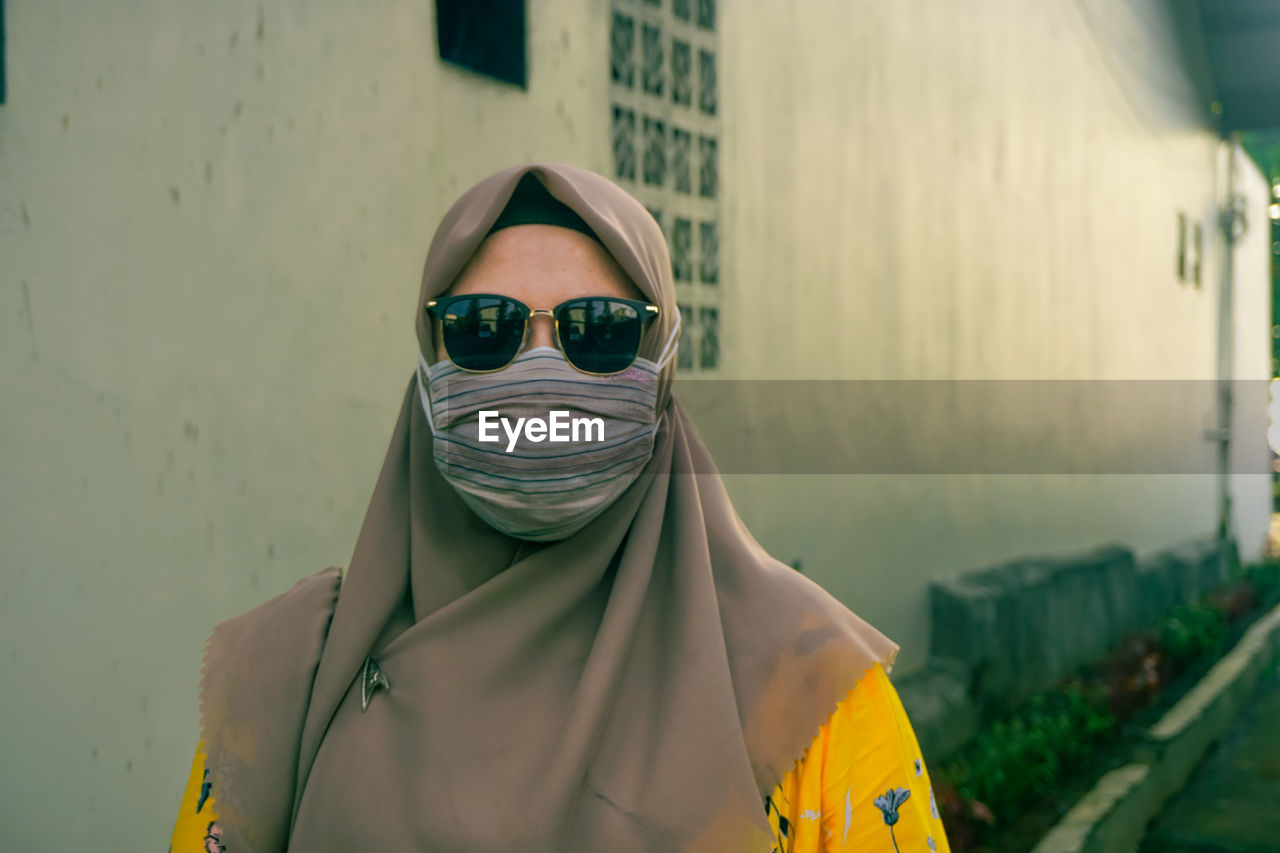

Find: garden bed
<box><xmin>933</xmin><ymin>559</ymin><xmax>1280</xmax><ymax>853</ymax></box>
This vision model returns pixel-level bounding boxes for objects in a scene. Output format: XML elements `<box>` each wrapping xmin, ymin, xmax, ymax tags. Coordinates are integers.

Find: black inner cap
<box><xmin>486</xmin><ymin>173</ymin><xmax>604</xmax><ymax>245</ymax></box>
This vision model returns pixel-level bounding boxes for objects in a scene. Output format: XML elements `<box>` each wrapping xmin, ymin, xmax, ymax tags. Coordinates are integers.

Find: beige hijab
<box><xmin>197</xmin><ymin>162</ymin><xmax>898</xmax><ymax>852</ymax></box>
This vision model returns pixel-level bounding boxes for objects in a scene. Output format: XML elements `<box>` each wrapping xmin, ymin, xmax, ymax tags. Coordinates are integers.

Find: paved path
<box><xmin>1140</xmin><ymin>660</ymin><xmax>1280</xmax><ymax>852</ymax></box>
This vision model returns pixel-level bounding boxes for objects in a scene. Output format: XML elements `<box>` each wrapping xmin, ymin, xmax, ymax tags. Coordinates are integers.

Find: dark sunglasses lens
<box><xmin>440</xmin><ymin>296</ymin><xmax>526</xmax><ymax>371</ymax></box>
<box><xmin>557</xmin><ymin>299</ymin><xmax>644</xmax><ymax>374</ymax></box>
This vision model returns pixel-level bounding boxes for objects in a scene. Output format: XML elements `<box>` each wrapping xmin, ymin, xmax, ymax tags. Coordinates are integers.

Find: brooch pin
<box><xmin>359</xmin><ymin>656</ymin><xmax>390</xmax><ymax>712</ymax></box>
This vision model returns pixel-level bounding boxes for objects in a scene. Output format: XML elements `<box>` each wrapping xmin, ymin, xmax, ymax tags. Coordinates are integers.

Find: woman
<box><xmin>170</xmin><ymin>162</ymin><xmax>950</xmax><ymax>852</ymax></box>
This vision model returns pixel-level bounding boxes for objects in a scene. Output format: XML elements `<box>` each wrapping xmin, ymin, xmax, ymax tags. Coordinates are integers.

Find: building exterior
<box><xmin>0</xmin><ymin>1</ymin><xmax>1273</xmax><ymax>848</ymax></box>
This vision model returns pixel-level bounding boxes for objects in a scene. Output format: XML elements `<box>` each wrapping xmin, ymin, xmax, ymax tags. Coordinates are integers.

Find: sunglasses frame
<box><xmin>424</xmin><ymin>293</ymin><xmax>661</xmax><ymax>376</ymax></box>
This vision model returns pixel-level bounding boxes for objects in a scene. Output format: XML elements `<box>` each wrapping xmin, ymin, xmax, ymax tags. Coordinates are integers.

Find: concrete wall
<box><xmin>897</xmin><ymin>536</ymin><xmax>1236</xmax><ymax>761</ymax></box>
<box><xmin>715</xmin><ymin>0</ymin><xmax>1273</xmax><ymax>678</ymax></box>
<box><xmin>0</xmin><ymin>0</ymin><xmax>1272</xmax><ymax>849</ymax></box>
<box><xmin>0</xmin><ymin>1</ymin><xmax>613</xmax><ymax>849</ymax></box>
<box><xmin>1228</xmin><ymin>150</ymin><xmax>1274</xmax><ymax>561</ymax></box>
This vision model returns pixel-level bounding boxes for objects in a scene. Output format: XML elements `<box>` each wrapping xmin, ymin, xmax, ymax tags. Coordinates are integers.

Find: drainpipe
<box><xmin>1215</xmin><ymin>132</ymin><xmax>1248</xmax><ymax>545</ymax></box>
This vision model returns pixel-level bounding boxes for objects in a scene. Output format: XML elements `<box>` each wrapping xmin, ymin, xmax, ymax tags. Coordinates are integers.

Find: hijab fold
<box><xmin>197</xmin><ymin>162</ymin><xmax>898</xmax><ymax>853</ymax></box>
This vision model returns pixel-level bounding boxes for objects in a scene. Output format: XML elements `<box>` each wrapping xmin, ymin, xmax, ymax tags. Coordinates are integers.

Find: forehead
<box><xmin>446</xmin><ymin>225</ymin><xmax>645</xmax><ymax>303</ymax></box>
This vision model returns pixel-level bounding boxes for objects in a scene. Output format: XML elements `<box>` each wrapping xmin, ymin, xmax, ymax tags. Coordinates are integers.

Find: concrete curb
<box><xmin>1031</xmin><ymin>600</ymin><xmax>1280</xmax><ymax>853</ymax></box>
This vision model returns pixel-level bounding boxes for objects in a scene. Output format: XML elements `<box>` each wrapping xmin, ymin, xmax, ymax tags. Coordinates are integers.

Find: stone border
<box><xmin>1031</xmin><ymin>599</ymin><xmax>1280</xmax><ymax>853</ymax></box>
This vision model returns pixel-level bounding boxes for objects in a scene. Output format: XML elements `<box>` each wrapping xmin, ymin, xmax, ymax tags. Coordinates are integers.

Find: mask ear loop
<box><xmin>416</xmin><ymin>350</ymin><xmax>440</xmax><ymax>438</ymax></box>
<box><xmin>650</xmin><ymin>311</ymin><xmax>682</xmax><ymax>373</ymax></box>
<box><xmin>647</xmin><ymin>312</ymin><xmax>682</xmax><ymax>431</ymax></box>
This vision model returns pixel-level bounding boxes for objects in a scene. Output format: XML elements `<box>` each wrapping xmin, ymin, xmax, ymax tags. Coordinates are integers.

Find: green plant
<box><xmin>937</xmin><ymin>560</ymin><xmax>1279</xmax><ymax>851</ymax></box>
<box><xmin>1241</xmin><ymin>560</ymin><xmax>1280</xmax><ymax>605</ymax></box>
<box><xmin>939</xmin><ymin>684</ymin><xmax>1116</xmax><ymax>825</ymax></box>
<box><xmin>1160</xmin><ymin>601</ymin><xmax>1227</xmax><ymax>668</ymax></box>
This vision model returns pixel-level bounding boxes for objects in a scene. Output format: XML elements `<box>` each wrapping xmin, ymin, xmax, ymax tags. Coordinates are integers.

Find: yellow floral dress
<box><xmin>170</xmin><ymin>745</ymin><xmax>223</xmax><ymax>853</ymax></box>
<box><xmin>171</xmin><ymin>662</ymin><xmax>949</xmax><ymax>852</ymax></box>
<box><xmin>764</xmin><ymin>663</ymin><xmax>951</xmax><ymax>852</ymax></box>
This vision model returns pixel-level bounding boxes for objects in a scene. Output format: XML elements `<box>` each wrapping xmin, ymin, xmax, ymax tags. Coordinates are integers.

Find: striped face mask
<box><xmin>416</xmin><ymin>327</ymin><xmax>677</xmax><ymax>541</ymax></box>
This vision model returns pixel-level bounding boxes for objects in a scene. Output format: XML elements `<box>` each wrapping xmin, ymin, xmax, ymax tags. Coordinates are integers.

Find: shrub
<box><xmin>938</xmin><ymin>683</ymin><xmax>1115</xmax><ymax>827</ymax></box>
<box><xmin>1159</xmin><ymin>601</ymin><xmax>1226</xmax><ymax>669</ymax></box>
<box><xmin>935</xmin><ymin>559</ymin><xmax>1277</xmax><ymax>850</ymax></box>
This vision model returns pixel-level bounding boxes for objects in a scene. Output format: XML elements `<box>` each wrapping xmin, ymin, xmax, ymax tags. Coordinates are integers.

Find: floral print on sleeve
<box><xmin>766</xmin><ymin>663</ymin><xmax>951</xmax><ymax>852</ymax></box>
<box><xmin>169</xmin><ymin>741</ymin><xmax>228</xmax><ymax>853</ymax></box>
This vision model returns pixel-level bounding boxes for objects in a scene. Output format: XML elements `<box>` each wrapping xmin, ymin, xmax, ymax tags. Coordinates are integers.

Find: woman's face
<box><xmin>432</xmin><ymin>224</ymin><xmax>647</xmax><ymax>357</ymax></box>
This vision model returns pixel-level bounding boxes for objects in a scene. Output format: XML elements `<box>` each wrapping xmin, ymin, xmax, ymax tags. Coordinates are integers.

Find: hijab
<box><xmin>197</xmin><ymin>161</ymin><xmax>898</xmax><ymax>852</ymax></box>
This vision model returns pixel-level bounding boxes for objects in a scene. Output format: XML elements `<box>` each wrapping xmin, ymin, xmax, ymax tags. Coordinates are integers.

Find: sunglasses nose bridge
<box><xmin>525</xmin><ymin>308</ymin><xmax>557</xmax><ymax>350</ymax></box>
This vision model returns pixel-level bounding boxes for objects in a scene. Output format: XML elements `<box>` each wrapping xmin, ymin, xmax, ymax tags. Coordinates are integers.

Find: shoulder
<box><xmin>723</xmin><ymin>556</ymin><xmax>900</xmax><ymax>717</ymax></box>
<box><xmin>215</xmin><ymin>566</ymin><xmax>343</xmax><ymax>641</ymax></box>
<box><xmin>721</xmin><ymin>549</ymin><xmax>897</xmax><ymax>661</ymax></box>
<box><xmin>767</xmin><ymin>664</ymin><xmax>953</xmax><ymax>852</ymax></box>
<box><xmin>199</xmin><ymin>566</ymin><xmax>344</xmax><ymax>721</ymax></box>
<box><xmin>195</xmin><ymin>567</ymin><xmax>344</xmax><ymax>853</ymax></box>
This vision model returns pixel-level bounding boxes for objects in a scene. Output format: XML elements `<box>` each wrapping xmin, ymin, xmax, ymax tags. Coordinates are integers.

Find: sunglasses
<box><xmin>425</xmin><ymin>294</ymin><xmax>662</xmax><ymax>375</ymax></box>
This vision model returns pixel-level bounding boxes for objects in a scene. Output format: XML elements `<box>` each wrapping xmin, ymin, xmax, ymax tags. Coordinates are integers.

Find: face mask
<box><xmin>416</xmin><ymin>323</ymin><xmax>678</xmax><ymax>541</ymax></box>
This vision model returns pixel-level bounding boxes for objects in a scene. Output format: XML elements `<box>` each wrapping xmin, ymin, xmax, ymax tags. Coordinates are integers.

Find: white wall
<box><xmin>0</xmin><ymin>1</ymin><xmax>613</xmax><ymax>848</ymax></box>
<box><xmin>0</xmin><ymin>0</ymin><xmax>1272</xmax><ymax>849</ymax></box>
<box><xmin>1229</xmin><ymin>151</ymin><xmax>1274</xmax><ymax>562</ymax></box>
<box><xmin>711</xmin><ymin>0</ymin><xmax>1271</xmax><ymax>675</ymax></box>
